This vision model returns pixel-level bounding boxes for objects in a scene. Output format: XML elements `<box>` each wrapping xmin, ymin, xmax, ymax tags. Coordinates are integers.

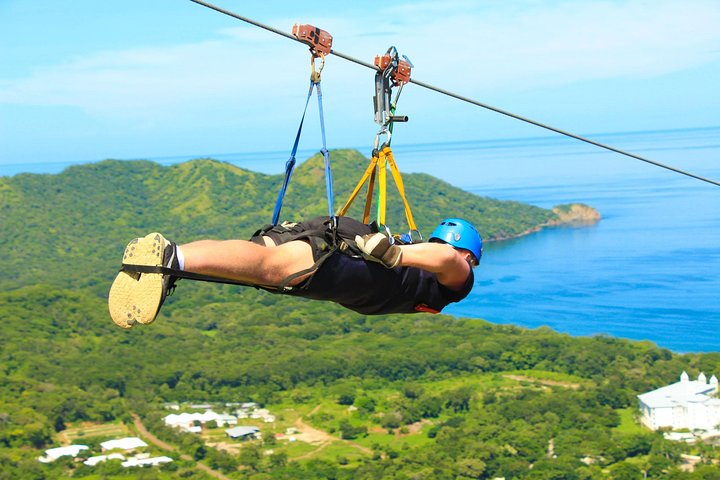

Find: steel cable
<box><xmin>189</xmin><ymin>0</ymin><xmax>720</xmax><ymax>187</ymax></box>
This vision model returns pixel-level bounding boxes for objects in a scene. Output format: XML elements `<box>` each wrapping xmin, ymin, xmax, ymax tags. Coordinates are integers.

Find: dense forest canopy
<box><xmin>2</xmin><ymin>152</ymin><xmax>718</xmax><ymax>479</ymax></box>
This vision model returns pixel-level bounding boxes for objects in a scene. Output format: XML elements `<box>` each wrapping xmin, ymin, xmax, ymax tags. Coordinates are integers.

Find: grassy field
<box><xmin>503</xmin><ymin>369</ymin><xmax>589</xmax><ymax>388</ymax></box>
<box><xmin>309</xmin><ymin>441</ymin><xmax>368</xmax><ymax>463</ymax></box>
<box><xmin>282</xmin><ymin>439</ymin><xmax>328</xmax><ymax>458</ymax></box>
<box><xmin>614</xmin><ymin>407</ymin><xmax>647</xmax><ymax>435</ymax></box>
<box><xmin>58</xmin><ymin>422</ymin><xmax>129</xmax><ymax>444</ymax></box>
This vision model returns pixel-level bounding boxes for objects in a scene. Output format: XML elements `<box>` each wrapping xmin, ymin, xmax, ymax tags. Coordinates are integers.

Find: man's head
<box><xmin>428</xmin><ymin>218</ymin><xmax>483</xmax><ymax>267</ymax></box>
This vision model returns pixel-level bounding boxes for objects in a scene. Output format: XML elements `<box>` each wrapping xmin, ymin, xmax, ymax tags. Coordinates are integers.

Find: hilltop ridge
<box><xmin>0</xmin><ymin>149</ymin><xmax>596</xmax><ymax>294</ymax></box>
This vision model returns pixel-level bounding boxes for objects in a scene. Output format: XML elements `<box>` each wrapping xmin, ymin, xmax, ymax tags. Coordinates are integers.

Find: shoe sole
<box><xmin>108</xmin><ymin>232</ymin><xmax>167</xmax><ymax>329</ymax></box>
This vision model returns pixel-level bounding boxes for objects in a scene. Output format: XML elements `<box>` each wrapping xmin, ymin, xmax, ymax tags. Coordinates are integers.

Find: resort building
<box><xmin>226</xmin><ymin>426</ymin><xmax>261</xmax><ymax>440</ymax></box>
<box><xmin>38</xmin><ymin>445</ymin><xmax>89</xmax><ymax>463</ymax></box>
<box><xmin>164</xmin><ymin>410</ymin><xmax>238</xmax><ymax>432</ymax></box>
<box><xmin>83</xmin><ymin>453</ymin><xmax>126</xmax><ymax>466</ymax></box>
<box><xmin>121</xmin><ymin>455</ymin><xmax>174</xmax><ymax>468</ymax></box>
<box><xmin>100</xmin><ymin>437</ymin><xmax>148</xmax><ymax>451</ymax></box>
<box><xmin>638</xmin><ymin>371</ymin><xmax>720</xmax><ymax>431</ymax></box>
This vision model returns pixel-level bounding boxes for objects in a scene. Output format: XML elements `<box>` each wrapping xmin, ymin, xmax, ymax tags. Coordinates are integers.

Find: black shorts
<box><xmin>249</xmin><ymin>216</ymin><xmax>473</xmax><ymax>314</ymax></box>
<box><xmin>251</xmin><ymin>218</ymin><xmax>335</xmax><ymax>262</ymax></box>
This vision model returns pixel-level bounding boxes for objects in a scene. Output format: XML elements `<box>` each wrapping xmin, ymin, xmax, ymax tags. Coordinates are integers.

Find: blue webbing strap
<box><xmin>315</xmin><ymin>82</ymin><xmax>334</xmax><ymax>217</ymax></box>
<box><xmin>272</xmin><ymin>79</ymin><xmax>335</xmax><ymax>224</ymax></box>
<box><xmin>272</xmin><ymin>81</ymin><xmax>315</xmax><ymax>225</ymax></box>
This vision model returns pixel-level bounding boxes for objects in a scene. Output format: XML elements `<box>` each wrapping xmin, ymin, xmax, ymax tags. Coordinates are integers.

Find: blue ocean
<box><xmin>408</xmin><ymin>127</ymin><xmax>720</xmax><ymax>354</ymax></box>
<box><xmin>2</xmin><ymin>127</ymin><xmax>719</xmax><ymax>352</ymax></box>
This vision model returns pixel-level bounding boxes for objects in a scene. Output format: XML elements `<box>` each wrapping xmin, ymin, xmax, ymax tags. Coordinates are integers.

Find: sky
<box><xmin>1</xmin><ymin>0</ymin><xmax>719</xmax><ymax>170</ymax></box>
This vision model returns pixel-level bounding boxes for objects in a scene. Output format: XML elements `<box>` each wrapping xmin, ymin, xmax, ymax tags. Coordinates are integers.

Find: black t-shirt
<box><xmin>293</xmin><ymin>253</ymin><xmax>474</xmax><ymax>315</ymax></box>
<box><xmin>273</xmin><ymin>217</ymin><xmax>475</xmax><ymax>315</ymax></box>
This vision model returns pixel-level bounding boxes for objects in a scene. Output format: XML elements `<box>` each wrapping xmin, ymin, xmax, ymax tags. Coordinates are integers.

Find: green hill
<box><xmin>2</xmin><ymin>151</ymin><xmax>717</xmax><ymax>479</ymax></box>
<box><xmin>0</xmin><ymin>149</ymin><xmax>556</xmax><ymax>293</ymax></box>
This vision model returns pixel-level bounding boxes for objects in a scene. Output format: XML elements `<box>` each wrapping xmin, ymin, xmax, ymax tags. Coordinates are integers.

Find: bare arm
<box><xmin>397</xmin><ymin>242</ymin><xmax>471</xmax><ymax>291</ymax></box>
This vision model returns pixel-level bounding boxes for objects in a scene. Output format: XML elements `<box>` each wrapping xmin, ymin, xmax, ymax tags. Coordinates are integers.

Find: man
<box><xmin>109</xmin><ymin>216</ymin><xmax>482</xmax><ymax>329</ymax></box>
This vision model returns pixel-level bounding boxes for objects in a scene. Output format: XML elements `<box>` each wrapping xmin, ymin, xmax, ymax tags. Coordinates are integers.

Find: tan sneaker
<box><xmin>108</xmin><ymin>232</ymin><xmax>178</xmax><ymax>329</ymax></box>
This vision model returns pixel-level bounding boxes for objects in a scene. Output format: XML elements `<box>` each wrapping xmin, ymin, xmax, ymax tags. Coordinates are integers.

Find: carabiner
<box><xmin>311</xmin><ymin>53</ymin><xmax>325</xmax><ymax>83</ymax></box>
<box><xmin>374</xmin><ymin>128</ymin><xmax>391</xmax><ymax>151</ymax></box>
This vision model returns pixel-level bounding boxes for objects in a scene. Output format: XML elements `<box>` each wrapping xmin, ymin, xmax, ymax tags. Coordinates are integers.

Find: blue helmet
<box><xmin>429</xmin><ymin>218</ymin><xmax>483</xmax><ymax>264</ymax></box>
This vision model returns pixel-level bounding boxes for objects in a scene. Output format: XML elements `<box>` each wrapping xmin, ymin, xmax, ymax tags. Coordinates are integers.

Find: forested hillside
<box><xmin>0</xmin><ymin>149</ymin><xmax>554</xmax><ymax>294</ymax></box>
<box><xmin>2</xmin><ymin>152</ymin><xmax>718</xmax><ymax>479</ymax></box>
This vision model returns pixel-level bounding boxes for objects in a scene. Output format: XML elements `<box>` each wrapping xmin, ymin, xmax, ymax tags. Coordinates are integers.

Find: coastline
<box><xmin>487</xmin><ymin>203</ymin><xmax>601</xmax><ymax>242</ymax></box>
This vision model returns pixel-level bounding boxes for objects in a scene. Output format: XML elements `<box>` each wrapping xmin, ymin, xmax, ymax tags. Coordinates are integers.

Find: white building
<box><xmin>84</xmin><ymin>453</ymin><xmax>126</xmax><ymax>466</ymax></box>
<box><xmin>638</xmin><ymin>371</ymin><xmax>720</xmax><ymax>430</ymax></box>
<box><xmin>251</xmin><ymin>408</ymin><xmax>270</xmax><ymax>419</ymax></box>
<box><xmin>215</xmin><ymin>413</ymin><xmax>239</xmax><ymax>426</ymax></box>
<box><xmin>226</xmin><ymin>426</ymin><xmax>261</xmax><ymax>440</ymax></box>
<box><xmin>164</xmin><ymin>410</ymin><xmax>238</xmax><ymax>432</ymax></box>
<box><xmin>38</xmin><ymin>444</ymin><xmax>89</xmax><ymax>463</ymax></box>
<box><xmin>121</xmin><ymin>455</ymin><xmax>174</xmax><ymax>468</ymax></box>
<box><xmin>100</xmin><ymin>437</ymin><xmax>148</xmax><ymax>451</ymax></box>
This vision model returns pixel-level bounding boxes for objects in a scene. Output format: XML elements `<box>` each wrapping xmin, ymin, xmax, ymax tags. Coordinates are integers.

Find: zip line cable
<box><xmin>407</xmin><ymin>80</ymin><xmax>720</xmax><ymax>188</ymax></box>
<box><xmin>188</xmin><ymin>0</ymin><xmax>720</xmax><ymax>188</ymax></box>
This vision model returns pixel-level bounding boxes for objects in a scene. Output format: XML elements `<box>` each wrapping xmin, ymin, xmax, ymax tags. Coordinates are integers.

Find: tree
<box><xmin>207</xmin><ymin>448</ymin><xmax>239</xmax><ymax>473</ymax></box>
<box><xmin>610</xmin><ymin>461</ymin><xmax>643</xmax><ymax>480</ymax></box>
<box><xmin>339</xmin><ymin>419</ymin><xmax>367</xmax><ymax>440</ymax></box>
<box><xmin>355</xmin><ymin>396</ymin><xmax>376</xmax><ymax>415</ymax></box>
<box><xmin>337</xmin><ymin>391</ymin><xmax>355</xmax><ymax>406</ymax></box>
<box><xmin>455</xmin><ymin>458</ymin><xmax>486</xmax><ymax>478</ymax></box>
<box><xmin>402</xmin><ymin>383</ymin><xmax>424</xmax><ymax>399</ymax></box>
<box><xmin>694</xmin><ymin>464</ymin><xmax>720</xmax><ymax>480</ymax></box>
<box><xmin>268</xmin><ymin>451</ymin><xmax>288</xmax><ymax>469</ymax></box>
<box><xmin>193</xmin><ymin>443</ymin><xmax>207</xmax><ymax>461</ymax></box>
<box><xmin>380</xmin><ymin>412</ymin><xmax>402</xmax><ymax>429</ymax></box>
<box><xmin>239</xmin><ymin>443</ymin><xmax>262</xmax><ymax>471</ymax></box>
<box><xmin>445</xmin><ymin>387</ymin><xmax>474</xmax><ymax>413</ymax></box>
<box><xmin>418</xmin><ymin>395</ymin><xmax>443</xmax><ymax>418</ymax></box>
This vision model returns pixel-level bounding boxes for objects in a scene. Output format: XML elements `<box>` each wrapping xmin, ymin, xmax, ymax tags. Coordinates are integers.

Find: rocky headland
<box><xmin>493</xmin><ymin>203</ymin><xmax>601</xmax><ymax>241</ymax></box>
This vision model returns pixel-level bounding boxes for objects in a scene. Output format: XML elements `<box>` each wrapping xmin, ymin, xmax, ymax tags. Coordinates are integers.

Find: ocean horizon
<box><xmin>3</xmin><ymin>125</ymin><xmax>718</xmax><ymax>182</ymax></box>
<box><xmin>3</xmin><ymin>126</ymin><xmax>719</xmax><ymax>353</ymax></box>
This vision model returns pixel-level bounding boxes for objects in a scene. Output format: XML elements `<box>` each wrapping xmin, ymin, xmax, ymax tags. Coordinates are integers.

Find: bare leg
<box><xmin>180</xmin><ymin>239</ymin><xmax>315</xmax><ymax>286</ymax></box>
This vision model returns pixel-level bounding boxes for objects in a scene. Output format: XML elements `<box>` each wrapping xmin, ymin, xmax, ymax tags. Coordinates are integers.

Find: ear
<box><xmin>457</xmin><ymin>249</ymin><xmax>477</xmax><ymax>267</ymax></box>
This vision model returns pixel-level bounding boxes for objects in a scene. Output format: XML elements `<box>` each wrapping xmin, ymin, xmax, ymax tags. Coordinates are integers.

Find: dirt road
<box><xmin>292</xmin><ymin>406</ymin><xmax>373</xmax><ymax>458</ymax></box>
<box><xmin>131</xmin><ymin>412</ymin><xmax>232</xmax><ymax>480</ymax></box>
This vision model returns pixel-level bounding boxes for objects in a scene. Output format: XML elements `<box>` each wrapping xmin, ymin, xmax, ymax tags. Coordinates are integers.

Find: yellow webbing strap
<box><xmin>337</xmin><ymin>154</ymin><xmax>378</xmax><ymax>219</ymax></box>
<box><xmin>384</xmin><ymin>146</ymin><xmax>418</xmax><ymax>231</ymax></box>
<box><xmin>363</xmin><ymin>166</ymin><xmax>377</xmax><ymax>224</ymax></box>
<box><xmin>337</xmin><ymin>145</ymin><xmax>417</xmax><ymax>233</ymax></box>
<box><xmin>377</xmin><ymin>147</ymin><xmax>387</xmax><ymax>226</ymax></box>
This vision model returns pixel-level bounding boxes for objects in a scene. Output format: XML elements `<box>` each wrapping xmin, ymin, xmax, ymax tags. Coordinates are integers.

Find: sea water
<box><xmin>395</xmin><ymin>127</ymin><xmax>720</xmax><ymax>353</ymax></box>
<box><xmin>2</xmin><ymin>128</ymin><xmax>718</xmax><ymax>352</ymax></box>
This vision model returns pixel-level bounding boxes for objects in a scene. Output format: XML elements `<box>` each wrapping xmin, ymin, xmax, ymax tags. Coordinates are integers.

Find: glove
<box><xmin>355</xmin><ymin>233</ymin><xmax>402</xmax><ymax>268</ymax></box>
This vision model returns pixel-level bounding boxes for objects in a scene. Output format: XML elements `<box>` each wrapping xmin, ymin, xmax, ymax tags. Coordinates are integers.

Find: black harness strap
<box><xmin>120</xmin><ymin>264</ymin><xmax>280</xmax><ymax>291</ymax></box>
<box><xmin>275</xmin><ymin>243</ymin><xmax>339</xmax><ymax>291</ymax></box>
<box><xmin>273</xmin><ymin>218</ymin><xmax>343</xmax><ymax>291</ymax></box>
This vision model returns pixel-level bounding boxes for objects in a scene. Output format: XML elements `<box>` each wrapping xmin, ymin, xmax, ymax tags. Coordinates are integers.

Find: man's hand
<box><xmin>355</xmin><ymin>233</ymin><xmax>402</xmax><ymax>268</ymax></box>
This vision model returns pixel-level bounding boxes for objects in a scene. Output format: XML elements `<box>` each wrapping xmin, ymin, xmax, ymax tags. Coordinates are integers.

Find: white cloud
<box><xmin>0</xmin><ymin>31</ymin><xmax>303</xmax><ymax>116</ymax></box>
<box><xmin>369</xmin><ymin>0</ymin><xmax>720</xmax><ymax>91</ymax></box>
<box><xmin>1</xmin><ymin>0</ymin><xmax>718</xmax><ymax>122</ymax></box>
